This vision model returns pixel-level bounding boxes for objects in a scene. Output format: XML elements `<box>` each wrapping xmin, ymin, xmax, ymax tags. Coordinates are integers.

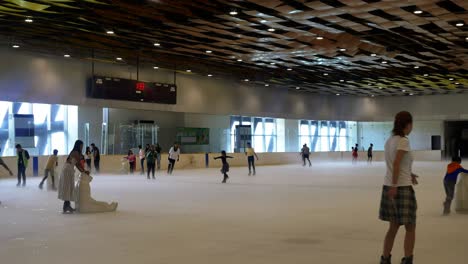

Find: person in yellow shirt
<box><xmin>39</xmin><ymin>149</ymin><xmax>59</xmax><ymax>190</ymax></box>
<box><xmin>245</xmin><ymin>142</ymin><xmax>259</xmax><ymax>176</ymax></box>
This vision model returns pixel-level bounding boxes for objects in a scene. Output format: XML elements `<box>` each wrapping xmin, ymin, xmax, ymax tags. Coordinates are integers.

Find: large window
<box><xmin>298</xmin><ymin>120</ymin><xmax>356</xmax><ymax>152</ymax></box>
<box><xmin>0</xmin><ymin>101</ymin><xmax>78</xmax><ymax>156</ymax></box>
<box><xmin>230</xmin><ymin>116</ymin><xmax>278</xmax><ymax>153</ymax></box>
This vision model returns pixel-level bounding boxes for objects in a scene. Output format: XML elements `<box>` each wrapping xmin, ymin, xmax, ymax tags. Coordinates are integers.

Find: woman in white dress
<box><xmin>58</xmin><ymin>140</ymin><xmax>87</xmax><ymax>213</ymax></box>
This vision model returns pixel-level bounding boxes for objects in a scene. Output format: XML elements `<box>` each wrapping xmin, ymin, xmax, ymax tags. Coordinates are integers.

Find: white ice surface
<box><xmin>1</xmin><ymin>161</ymin><xmax>467</xmax><ymax>264</ymax></box>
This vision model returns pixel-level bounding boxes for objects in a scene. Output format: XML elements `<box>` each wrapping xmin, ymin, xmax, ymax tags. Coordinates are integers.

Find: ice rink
<box><xmin>0</xmin><ymin>161</ymin><xmax>467</xmax><ymax>264</ymax></box>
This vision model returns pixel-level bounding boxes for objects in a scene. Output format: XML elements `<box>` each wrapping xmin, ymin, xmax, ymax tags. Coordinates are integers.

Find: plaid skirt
<box><xmin>379</xmin><ymin>185</ymin><xmax>417</xmax><ymax>225</ymax></box>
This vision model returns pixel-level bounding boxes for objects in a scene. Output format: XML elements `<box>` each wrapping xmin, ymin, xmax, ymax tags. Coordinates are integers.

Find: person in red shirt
<box><xmin>126</xmin><ymin>150</ymin><xmax>136</xmax><ymax>174</ymax></box>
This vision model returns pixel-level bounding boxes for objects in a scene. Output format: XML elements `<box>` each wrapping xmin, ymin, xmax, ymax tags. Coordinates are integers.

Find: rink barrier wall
<box><xmin>0</xmin><ymin>150</ymin><xmax>441</xmax><ymax>177</ymax></box>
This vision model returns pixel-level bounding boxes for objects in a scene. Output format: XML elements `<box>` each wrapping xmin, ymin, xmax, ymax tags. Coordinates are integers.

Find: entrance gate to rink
<box><xmin>97</xmin><ymin>122</ymin><xmax>159</xmax><ymax>155</ymax></box>
<box><xmin>234</xmin><ymin>125</ymin><xmax>251</xmax><ymax>153</ymax></box>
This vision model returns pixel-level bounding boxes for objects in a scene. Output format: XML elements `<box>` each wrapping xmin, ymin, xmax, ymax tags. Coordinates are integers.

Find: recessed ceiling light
<box><xmin>414</xmin><ymin>66</ymin><xmax>419</xmax><ymax>69</ymax></box>
<box><xmin>455</xmin><ymin>82</ymin><xmax>460</xmax><ymax>85</ymax></box>
<box><xmin>371</xmin><ymin>95</ymin><xmax>375</xmax><ymax>97</ymax></box>
<box><xmin>379</xmin><ymin>87</ymin><xmax>383</xmax><ymax>89</ymax></box>
<box><xmin>268</xmin><ymin>28</ymin><xmax>275</xmax><ymax>32</ymax></box>
<box><xmin>270</xmin><ymin>62</ymin><xmax>275</xmax><ymax>65</ymax></box>
<box><xmin>413</xmin><ymin>10</ymin><xmax>423</xmax><ymax>14</ymax></box>
<box><xmin>265</xmin><ymin>84</ymin><xmax>269</xmax><ymax>87</ymax></box>
<box><xmin>402</xmin><ymin>90</ymin><xmax>406</xmax><ymax>92</ymax></box>
<box><xmin>154</xmin><ymin>43</ymin><xmax>161</xmax><ymax>46</ymax></box>
<box><xmin>382</xmin><ymin>61</ymin><xmax>388</xmax><ymax>64</ymax></box>
<box><xmin>449</xmin><ymin>78</ymin><xmax>454</xmax><ymax>81</ymax></box>
<box><xmin>287</xmin><ymin>68</ymin><xmax>292</xmax><ymax>71</ymax></box>
<box><xmin>186</xmin><ymin>70</ymin><xmax>191</xmax><ymax>73</ymax></box>
<box><xmin>336</xmin><ymin>93</ymin><xmax>340</xmax><ymax>96</ymax></box>
<box><xmin>25</xmin><ymin>18</ymin><xmax>33</xmax><ymax>23</ymax></box>
<box><xmin>409</xmin><ymin>93</ymin><xmax>414</xmax><ymax>96</ymax></box>
<box><xmin>106</xmin><ymin>30</ymin><xmax>114</xmax><ymax>34</ymax></box>
<box><xmin>229</xmin><ymin>11</ymin><xmax>238</xmax><ymax>15</ymax></box>
<box><xmin>424</xmin><ymin>74</ymin><xmax>429</xmax><ymax>77</ymax></box>
<box><xmin>323</xmin><ymin>73</ymin><xmax>328</xmax><ymax>76</ymax></box>
<box><xmin>371</xmin><ymin>53</ymin><xmax>377</xmax><ymax>57</ymax></box>
<box><xmin>116</xmin><ymin>57</ymin><xmax>122</xmax><ymax>61</ymax></box>
<box><xmin>208</xmin><ymin>74</ymin><xmax>213</xmax><ymax>77</ymax></box>
<box><xmin>153</xmin><ymin>66</ymin><xmax>159</xmax><ymax>69</ymax></box>
<box><xmin>244</xmin><ymin>79</ymin><xmax>249</xmax><ymax>82</ymax></box>
<box><xmin>456</xmin><ymin>23</ymin><xmax>464</xmax><ymax>27</ymax></box>
<box><xmin>206</xmin><ymin>50</ymin><xmax>212</xmax><ymax>53</ymax></box>
<box><xmin>368</xmin><ymin>83</ymin><xmax>372</xmax><ymax>86</ymax></box>
<box><xmin>339</xmin><ymin>48</ymin><xmax>346</xmax><ymax>52</ymax></box>
<box><xmin>12</xmin><ymin>45</ymin><xmax>20</xmax><ymax>48</ymax></box>
<box><xmin>260</xmin><ymin>20</ymin><xmax>267</xmax><ymax>23</ymax></box>
<box><xmin>316</xmin><ymin>36</ymin><xmax>324</xmax><ymax>40</ymax></box>
<box><xmin>296</xmin><ymin>87</ymin><xmax>300</xmax><ymax>90</ymax></box>
<box><xmin>237</xmin><ymin>59</ymin><xmax>243</xmax><ymax>62</ymax></box>
<box><xmin>64</xmin><ymin>54</ymin><xmax>70</xmax><ymax>58</ymax></box>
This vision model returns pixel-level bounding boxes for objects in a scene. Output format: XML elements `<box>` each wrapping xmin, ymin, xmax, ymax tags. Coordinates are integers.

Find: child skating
<box><xmin>214</xmin><ymin>151</ymin><xmax>233</xmax><ymax>183</ymax></box>
<box><xmin>443</xmin><ymin>156</ymin><xmax>468</xmax><ymax>215</ymax></box>
<box><xmin>39</xmin><ymin>149</ymin><xmax>59</xmax><ymax>190</ymax></box>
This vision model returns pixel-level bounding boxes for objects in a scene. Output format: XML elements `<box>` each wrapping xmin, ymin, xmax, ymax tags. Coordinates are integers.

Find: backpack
<box><xmin>24</xmin><ymin>150</ymin><xmax>30</xmax><ymax>160</ymax></box>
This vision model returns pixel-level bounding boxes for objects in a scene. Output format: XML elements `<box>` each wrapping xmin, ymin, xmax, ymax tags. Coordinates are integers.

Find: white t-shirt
<box><xmin>384</xmin><ymin>135</ymin><xmax>413</xmax><ymax>187</ymax></box>
<box><xmin>169</xmin><ymin>147</ymin><xmax>180</xmax><ymax>160</ymax></box>
<box><xmin>139</xmin><ymin>149</ymin><xmax>145</xmax><ymax>160</ymax></box>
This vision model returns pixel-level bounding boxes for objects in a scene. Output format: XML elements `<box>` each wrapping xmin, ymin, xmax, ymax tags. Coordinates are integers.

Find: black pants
<box><xmin>302</xmin><ymin>154</ymin><xmax>311</xmax><ymax>166</ymax></box>
<box><xmin>168</xmin><ymin>158</ymin><xmax>176</xmax><ymax>174</ymax></box>
<box><xmin>444</xmin><ymin>180</ymin><xmax>456</xmax><ymax>214</ymax></box>
<box><xmin>147</xmin><ymin>162</ymin><xmax>155</xmax><ymax>178</ymax></box>
<box><xmin>248</xmin><ymin>156</ymin><xmax>256</xmax><ymax>174</ymax></box>
<box><xmin>129</xmin><ymin>162</ymin><xmax>135</xmax><ymax>174</ymax></box>
<box><xmin>86</xmin><ymin>159</ymin><xmax>91</xmax><ymax>170</ymax></box>
<box><xmin>17</xmin><ymin>164</ymin><xmax>26</xmax><ymax>185</ymax></box>
<box><xmin>140</xmin><ymin>158</ymin><xmax>145</xmax><ymax>174</ymax></box>
<box><xmin>40</xmin><ymin>169</ymin><xmax>55</xmax><ymax>187</ymax></box>
<box><xmin>94</xmin><ymin>159</ymin><xmax>100</xmax><ymax>173</ymax></box>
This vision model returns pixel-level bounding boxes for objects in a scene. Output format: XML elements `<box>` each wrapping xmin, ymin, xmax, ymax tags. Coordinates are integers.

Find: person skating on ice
<box><xmin>39</xmin><ymin>149</ymin><xmax>59</xmax><ymax>190</ymax></box>
<box><xmin>146</xmin><ymin>145</ymin><xmax>156</xmax><ymax>179</ymax></box>
<box><xmin>0</xmin><ymin>145</ymin><xmax>13</xmax><ymax>176</ymax></box>
<box><xmin>168</xmin><ymin>143</ymin><xmax>180</xmax><ymax>175</ymax></box>
<box><xmin>155</xmin><ymin>143</ymin><xmax>162</xmax><ymax>170</ymax></box>
<box><xmin>138</xmin><ymin>145</ymin><xmax>145</xmax><ymax>175</ymax></box>
<box><xmin>90</xmin><ymin>143</ymin><xmax>100</xmax><ymax>173</ymax></box>
<box><xmin>352</xmin><ymin>144</ymin><xmax>358</xmax><ymax>164</ymax></box>
<box><xmin>0</xmin><ymin>144</ymin><xmax>13</xmax><ymax>205</ymax></box>
<box><xmin>15</xmin><ymin>144</ymin><xmax>30</xmax><ymax>187</ymax></box>
<box><xmin>245</xmin><ymin>142</ymin><xmax>258</xmax><ymax>176</ymax></box>
<box><xmin>214</xmin><ymin>151</ymin><xmax>234</xmax><ymax>183</ymax></box>
<box><xmin>58</xmin><ymin>140</ymin><xmax>88</xmax><ymax>214</ymax></box>
<box><xmin>442</xmin><ymin>156</ymin><xmax>468</xmax><ymax>215</ymax></box>
<box><xmin>368</xmin><ymin>143</ymin><xmax>374</xmax><ymax>164</ymax></box>
<box><xmin>379</xmin><ymin>111</ymin><xmax>418</xmax><ymax>264</ymax></box>
<box><xmin>301</xmin><ymin>144</ymin><xmax>311</xmax><ymax>167</ymax></box>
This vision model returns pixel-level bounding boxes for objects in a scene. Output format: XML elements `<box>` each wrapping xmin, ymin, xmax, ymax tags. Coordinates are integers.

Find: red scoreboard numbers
<box><xmin>136</xmin><ymin>82</ymin><xmax>145</xmax><ymax>91</ymax></box>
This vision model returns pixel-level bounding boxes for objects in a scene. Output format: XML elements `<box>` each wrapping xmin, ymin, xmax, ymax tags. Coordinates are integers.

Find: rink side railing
<box><xmin>0</xmin><ymin>150</ymin><xmax>441</xmax><ymax>177</ymax></box>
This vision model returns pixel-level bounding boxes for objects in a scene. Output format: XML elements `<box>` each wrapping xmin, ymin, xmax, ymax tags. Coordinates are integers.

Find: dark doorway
<box><xmin>444</xmin><ymin>121</ymin><xmax>468</xmax><ymax>159</ymax></box>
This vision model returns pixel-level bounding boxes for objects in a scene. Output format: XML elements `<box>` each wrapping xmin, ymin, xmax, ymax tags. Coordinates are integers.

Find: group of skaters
<box><xmin>124</xmin><ymin>143</ymin><xmax>179</xmax><ymax>178</ymax></box>
<box><xmin>351</xmin><ymin>143</ymin><xmax>374</xmax><ymax>164</ymax></box>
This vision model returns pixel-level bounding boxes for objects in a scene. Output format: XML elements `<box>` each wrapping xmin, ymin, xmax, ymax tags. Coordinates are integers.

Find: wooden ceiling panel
<box><xmin>0</xmin><ymin>0</ymin><xmax>466</xmax><ymax>96</ymax></box>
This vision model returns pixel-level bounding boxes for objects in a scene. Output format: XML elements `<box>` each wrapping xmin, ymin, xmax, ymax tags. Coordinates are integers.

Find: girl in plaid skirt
<box><xmin>379</xmin><ymin>111</ymin><xmax>419</xmax><ymax>264</ymax></box>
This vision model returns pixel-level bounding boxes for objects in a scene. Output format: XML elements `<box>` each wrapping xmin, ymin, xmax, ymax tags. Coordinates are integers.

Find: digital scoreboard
<box><xmin>87</xmin><ymin>76</ymin><xmax>177</xmax><ymax>104</ymax></box>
